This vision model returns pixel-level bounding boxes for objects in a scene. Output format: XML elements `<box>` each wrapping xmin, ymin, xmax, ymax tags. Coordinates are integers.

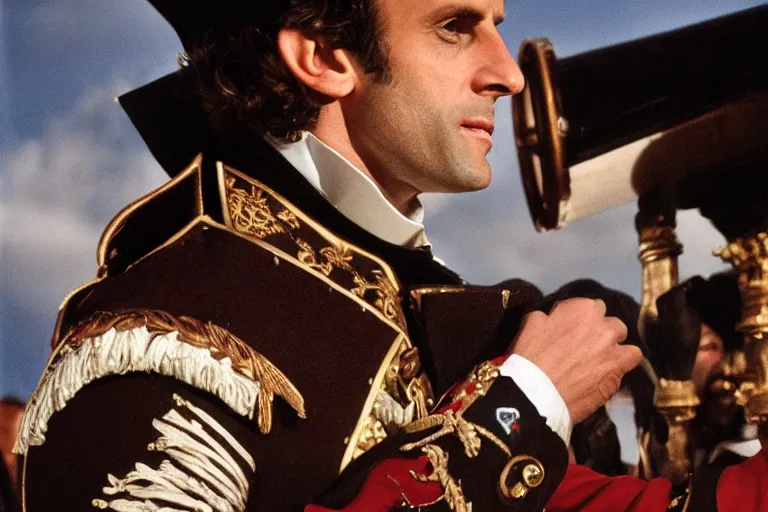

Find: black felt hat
<box><xmin>147</xmin><ymin>0</ymin><xmax>291</xmax><ymax>49</ymax></box>
<box><xmin>684</xmin><ymin>272</ymin><xmax>743</xmax><ymax>352</ymax></box>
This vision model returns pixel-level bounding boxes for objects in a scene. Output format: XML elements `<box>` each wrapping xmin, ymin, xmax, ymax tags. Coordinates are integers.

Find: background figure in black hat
<box><xmin>536</xmin><ymin>280</ymin><xmax>647</xmax><ymax>477</ymax></box>
<box><xmin>12</xmin><ymin>0</ymin><xmax>656</xmax><ymax>510</ymax></box>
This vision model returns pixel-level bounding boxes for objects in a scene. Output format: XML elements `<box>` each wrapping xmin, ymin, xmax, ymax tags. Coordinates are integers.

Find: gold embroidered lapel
<box><xmin>218</xmin><ymin>162</ymin><xmax>407</xmax><ymax>331</ymax></box>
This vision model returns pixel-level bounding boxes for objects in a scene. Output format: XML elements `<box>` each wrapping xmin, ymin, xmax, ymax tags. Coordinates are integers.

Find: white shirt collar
<box><xmin>269</xmin><ymin>132</ymin><xmax>429</xmax><ymax>248</ymax></box>
<box><xmin>708</xmin><ymin>439</ymin><xmax>761</xmax><ymax>464</ymax></box>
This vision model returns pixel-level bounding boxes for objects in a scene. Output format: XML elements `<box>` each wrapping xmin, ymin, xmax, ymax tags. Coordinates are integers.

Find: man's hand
<box><xmin>510</xmin><ymin>298</ymin><xmax>643</xmax><ymax>424</ymax></box>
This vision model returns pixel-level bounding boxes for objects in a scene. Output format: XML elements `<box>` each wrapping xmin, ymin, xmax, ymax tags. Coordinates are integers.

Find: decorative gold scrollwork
<box><xmin>716</xmin><ymin>231</ymin><xmax>768</xmax><ymax>423</ymax></box>
<box><xmin>226</xmin><ymin>177</ymin><xmax>289</xmax><ymax>239</ymax></box>
<box><xmin>222</xmin><ymin>168</ymin><xmax>407</xmax><ymax>331</ymax></box>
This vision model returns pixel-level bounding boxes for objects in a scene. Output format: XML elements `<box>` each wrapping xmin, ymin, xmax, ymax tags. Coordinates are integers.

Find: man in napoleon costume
<box><xmin>13</xmin><ymin>0</ymin><xmax>768</xmax><ymax>510</ymax></box>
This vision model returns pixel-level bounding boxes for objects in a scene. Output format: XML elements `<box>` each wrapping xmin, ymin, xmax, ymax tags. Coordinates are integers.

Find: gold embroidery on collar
<box><xmin>219</xmin><ymin>164</ymin><xmax>407</xmax><ymax>330</ymax></box>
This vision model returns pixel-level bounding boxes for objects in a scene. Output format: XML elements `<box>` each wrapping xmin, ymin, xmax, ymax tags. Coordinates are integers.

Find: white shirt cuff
<box><xmin>499</xmin><ymin>354</ymin><xmax>572</xmax><ymax>445</ymax></box>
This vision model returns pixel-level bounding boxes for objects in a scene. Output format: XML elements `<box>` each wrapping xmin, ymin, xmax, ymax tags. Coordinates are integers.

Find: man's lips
<box><xmin>460</xmin><ymin>118</ymin><xmax>494</xmax><ymax>145</ymax></box>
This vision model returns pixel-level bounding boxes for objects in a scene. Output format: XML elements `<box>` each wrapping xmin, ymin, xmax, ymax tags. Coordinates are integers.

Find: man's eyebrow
<box><xmin>424</xmin><ymin>3</ymin><xmax>505</xmax><ymax>26</ymax></box>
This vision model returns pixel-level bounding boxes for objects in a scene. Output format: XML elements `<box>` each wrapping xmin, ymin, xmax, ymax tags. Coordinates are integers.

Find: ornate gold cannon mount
<box><xmin>716</xmin><ymin>233</ymin><xmax>768</xmax><ymax>426</ymax></box>
<box><xmin>636</xmin><ymin>208</ymin><xmax>696</xmax><ymax>484</ymax></box>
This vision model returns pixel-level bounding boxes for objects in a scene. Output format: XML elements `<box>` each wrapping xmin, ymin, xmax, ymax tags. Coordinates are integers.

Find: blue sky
<box><xmin>1</xmin><ymin>0</ymin><xmax>763</xmax><ymax>398</ymax></box>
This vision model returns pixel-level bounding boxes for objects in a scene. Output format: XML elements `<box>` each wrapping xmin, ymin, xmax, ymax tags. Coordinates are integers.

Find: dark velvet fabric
<box><xmin>26</xmin><ymin>375</ymin><xmax>257</xmax><ymax>510</ymax></box>
<box><xmin>411</xmin><ymin>283</ymin><xmax>543</xmax><ymax>397</ymax></box>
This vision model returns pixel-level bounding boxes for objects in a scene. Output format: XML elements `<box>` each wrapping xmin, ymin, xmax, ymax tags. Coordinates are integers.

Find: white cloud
<box><xmin>1</xmin><ymin>78</ymin><xmax>167</xmax><ymax>320</ymax></box>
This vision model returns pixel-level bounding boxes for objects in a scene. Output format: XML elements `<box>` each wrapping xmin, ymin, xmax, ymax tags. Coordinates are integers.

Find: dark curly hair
<box><xmin>179</xmin><ymin>0</ymin><xmax>390</xmax><ymax>143</ymax></box>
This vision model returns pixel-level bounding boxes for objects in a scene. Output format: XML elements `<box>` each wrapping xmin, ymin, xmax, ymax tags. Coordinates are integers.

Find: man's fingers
<box><xmin>593</xmin><ymin>298</ymin><xmax>607</xmax><ymax>317</ymax></box>
<box><xmin>604</xmin><ymin>316</ymin><xmax>629</xmax><ymax>344</ymax></box>
<box><xmin>616</xmin><ymin>345</ymin><xmax>644</xmax><ymax>373</ymax></box>
<box><xmin>519</xmin><ymin>310</ymin><xmax>547</xmax><ymax>331</ymax></box>
<box><xmin>597</xmin><ymin>369</ymin><xmax>622</xmax><ymax>402</ymax></box>
<box><xmin>549</xmin><ymin>297</ymin><xmax>584</xmax><ymax>313</ymax></box>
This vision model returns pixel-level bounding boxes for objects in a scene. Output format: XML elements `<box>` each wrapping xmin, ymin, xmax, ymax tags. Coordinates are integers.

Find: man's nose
<box><xmin>472</xmin><ymin>29</ymin><xmax>525</xmax><ymax>98</ymax></box>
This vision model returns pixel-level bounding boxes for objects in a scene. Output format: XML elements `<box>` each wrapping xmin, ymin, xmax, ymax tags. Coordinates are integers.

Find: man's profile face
<box><xmin>344</xmin><ymin>0</ymin><xmax>523</xmax><ymax>197</ymax></box>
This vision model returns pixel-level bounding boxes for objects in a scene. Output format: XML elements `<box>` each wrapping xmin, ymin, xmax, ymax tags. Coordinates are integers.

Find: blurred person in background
<box><xmin>685</xmin><ymin>273</ymin><xmax>763</xmax><ymax>509</ymax></box>
<box><xmin>0</xmin><ymin>397</ymin><xmax>24</xmax><ymax>512</ymax></box>
<box><xmin>0</xmin><ymin>397</ymin><xmax>23</xmax><ymax>489</ymax></box>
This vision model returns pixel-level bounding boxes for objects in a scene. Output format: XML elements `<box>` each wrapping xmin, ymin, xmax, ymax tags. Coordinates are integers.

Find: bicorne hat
<box><xmin>147</xmin><ymin>0</ymin><xmax>291</xmax><ymax>49</ymax></box>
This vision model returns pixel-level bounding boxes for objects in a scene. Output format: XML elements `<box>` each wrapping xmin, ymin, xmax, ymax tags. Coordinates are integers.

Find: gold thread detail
<box><xmin>340</xmin><ymin>334</ymin><xmax>434</xmax><ymax>472</ymax></box>
<box><xmin>61</xmin><ymin>310</ymin><xmax>305</xmax><ymax>434</ymax></box>
<box><xmin>410</xmin><ymin>444</ymin><xmax>473</xmax><ymax>512</ymax></box>
<box><xmin>410</xmin><ymin>286</ymin><xmax>467</xmax><ymax>313</ymax></box>
<box><xmin>219</xmin><ymin>163</ymin><xmax>406</xmax><ymax>330</ymax></box>
<box><xmin>401</xmin><ymin>362</ymin><xmax>510</xmax><ymax>458</ymax></box>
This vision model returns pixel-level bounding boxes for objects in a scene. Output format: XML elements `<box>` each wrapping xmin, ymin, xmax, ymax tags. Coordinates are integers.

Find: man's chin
<box><xmin>467</xmin><ymin>162</ymin><xmax>493</xmax><ymax>190</ymax></box>
<box><xmin>442</xmin><ymin>172</ymin><xmax>491</xmax><ymax>193</ymax></box>
<box><xmin>418</xmin><ymin>159</ymin><xmax>492</xmax><ymax>194</ymax></box>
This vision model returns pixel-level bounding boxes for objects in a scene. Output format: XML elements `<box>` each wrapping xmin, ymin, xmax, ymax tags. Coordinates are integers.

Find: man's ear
<box><xmin>277</xmin><ymin>29</ymin><xmax>357</xmax><ymax>100</ymax></box>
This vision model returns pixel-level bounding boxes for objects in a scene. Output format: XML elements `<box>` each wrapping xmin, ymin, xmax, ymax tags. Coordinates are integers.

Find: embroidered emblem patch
<box><xmin>496</xmin><ymin>407</ymin><xmax>520</xmax><ymax>435</ymax></box>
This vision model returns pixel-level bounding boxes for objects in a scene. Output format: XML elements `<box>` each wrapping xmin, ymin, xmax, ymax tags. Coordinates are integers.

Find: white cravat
<box><xmin>271</xmin><ymin>132</ymin><xmax>429</xmax><ymax>248</ymax></box>
<box><xmin>271</xmin><ymin>132</ymin><xmax>572</xmax><ymax>445</ymax></box>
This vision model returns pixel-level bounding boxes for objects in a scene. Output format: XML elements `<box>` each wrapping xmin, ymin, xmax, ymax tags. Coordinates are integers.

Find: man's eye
<box><xmin>437</xmin><ymin>18</ymin><xmax>469</xmax><ymax>43</ymax></box>
<box><xmin>441</xmin><ymin>19</ymin><xmax>458</xmax><ymax>33</ymax></box>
